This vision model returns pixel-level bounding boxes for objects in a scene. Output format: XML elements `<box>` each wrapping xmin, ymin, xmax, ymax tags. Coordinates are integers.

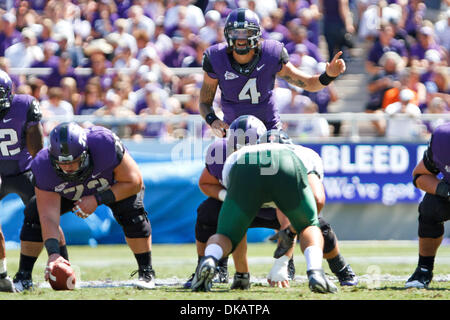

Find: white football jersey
<box><xmin>222</xmin><ymin>143</ymin><xmax>324</xmax><ymax>190</ymax></box>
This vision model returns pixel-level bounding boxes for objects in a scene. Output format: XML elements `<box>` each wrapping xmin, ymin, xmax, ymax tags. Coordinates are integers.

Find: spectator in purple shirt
<box><xmin>31</xmin><ymin>41</ymin><xmax>59</xmax><ymax>69</ymax></box>
<box><xmin>285</xmin><ymin>25</ymin><xmax>324</xmax><ymax>62</ymax></box>
<box><xmin>114</xmin><ymin>0</ymin><xmax>132</xmax><ymax>18</ymax></box>
<box><xmin>282</xmin><ymin>0</ymin><xmax>303</xmax><ymax>25</ymax></box>
<box><xmin>0</xmin><ymin>12</ymin><xmax>22</xmax><ymax>56</ymax></box>
<box><xmin>76</xmin><ymin>83</ymin><xmax>104</xmax><ymax>115</ymax></box>
<box><xmin>38</xmin><ymin>52</ymin><xmax>77</xmax><ymax>89</ymax></box>
<box><xmin>261</xmin><ymin>8</ymin><xmax>291</xmax><ymax>44</ymax></box>
<box><xmin>90</xmin><ymin>0</ymin><xmax>119</xmax><ymax>39</ymax></box>
<box><xmin>410</xmin><ymin>26</ymin><xmax>446</xmax><ymax>69</ymax></box>
<box><xmin>298</xmin><ymin>2</ymin><xmax>322</xmax><ymax>47</ymax></box>
<box><xmin>402</xmin><ymin>0</ymin><xmax>426</xmax><ymax>38</ymax></box>
<box><xmin>366</xmin><ymin>22</ymin><xmax>408</xmax><ymax>75</ymax></box>
<box><xmin>162</xmin><ymin>32</ymin><xmax>196</xmax><ymax>68</ymax></box>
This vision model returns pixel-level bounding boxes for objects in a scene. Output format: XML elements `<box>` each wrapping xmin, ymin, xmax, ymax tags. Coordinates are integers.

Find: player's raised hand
<box><xmin>325</xmin><ymin>51</ymin><xmax>346</xmax><ymax>77</ymax></box>
<box><xmin>210</xmin><ymin>119</ymin><xmax>229</xmax><ymax>138</ymax></box>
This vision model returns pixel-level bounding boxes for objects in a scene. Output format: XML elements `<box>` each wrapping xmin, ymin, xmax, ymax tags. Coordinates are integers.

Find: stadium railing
<box><xmin>43</xmin><ymin>113</ymin><xmax>449</xmax><ymax>143</ymax></box>
<box><xmin>10</xmin><ymin>67</ymin><xmax>448</xmax><ymax>142</ymax></box>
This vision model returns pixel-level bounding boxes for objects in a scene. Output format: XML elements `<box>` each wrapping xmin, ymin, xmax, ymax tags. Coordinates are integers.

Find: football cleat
<box><xmin>0</xmin><ymin>272</ymin><xmax>16</xmax><ymax>293</ymax></box>
<box><xmin>307</xmin><ymin>269</ymin><xmax>338</xmax><ymax>294</ymax></box>
<box><xmin>405</xmin><ymin>267</ymin><xmax>433</xmax><ymax>289</ymax></box>
<box><xmin>191</xmin><ymin>256</ymin><xmax>218</xmax><ymax>292</ymax></box>
<box><xmin>270</xmin><ymin>228</ymin><xmax>296</xmax><ymax>259</ymax></box>
<box><xmin>13</xmin><ymin>271</ymin><xmax>33</xmax><ymax>292</ymax></box>
<box><xmin>213</xmin><ymin>265</ymin><xmax>229</xmax><ymax>284</ymax></box>
<box><xmin>183</xmin><ymin>273</ymin><xmax>195</xmax><ymax>289</ymax></box>
<box><xmin>131</xmin><ymin>267</ymin><xmax>156</xmax><ymax>290</ymax></box>
<box><xmin>230</xmin><ymin>272</ymin><xmax>251</xmax><ymax>290</ymax></box>
<box><xmin>336</xmin><ymin>264</ymin><xmax>358</xmax><ymax>286</ymax></box>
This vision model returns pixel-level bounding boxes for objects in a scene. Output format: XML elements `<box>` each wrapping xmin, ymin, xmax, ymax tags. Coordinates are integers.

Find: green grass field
<box><xmin>1</xmin><ymin>240</ymin><xmax>450</xmax><ymax>301</ymax></box>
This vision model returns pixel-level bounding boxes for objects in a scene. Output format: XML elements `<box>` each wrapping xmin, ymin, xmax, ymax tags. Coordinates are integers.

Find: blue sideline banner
<box><xmin>0</xmin><ymin>141</ymin><xmax>429</xmax><ymax>246</ymax></box>
<box><xmin>303</xmin><ymin>143</ymin><xmax>428</xmax><ymax>206</ymax></box>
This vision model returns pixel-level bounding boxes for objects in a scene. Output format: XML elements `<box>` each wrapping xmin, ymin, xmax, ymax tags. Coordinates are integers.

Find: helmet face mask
<box><xmin>49</xmin><ymin>122</ymin><xmax>93</xmax><ymax>182</ymax></box>
<box><xmin>0</xmin><ymin>70</ymin><xmax>13</xmax><ymax>118</ymax></box>
<box><xmin>259</xmin><ymin>129</ymin><xmax>293</xmax><ymax>145</ymax></box>
<box><xmin>224</xmin><ymin>8</ymin><xmax>261</xmax><ymax>55</ymax></box>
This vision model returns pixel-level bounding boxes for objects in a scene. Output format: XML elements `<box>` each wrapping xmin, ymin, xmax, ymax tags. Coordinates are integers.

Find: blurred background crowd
<box><xmin>0</xmin><ymin>0</ymin><xmax>448</xmax><ymax>140</ymax></box>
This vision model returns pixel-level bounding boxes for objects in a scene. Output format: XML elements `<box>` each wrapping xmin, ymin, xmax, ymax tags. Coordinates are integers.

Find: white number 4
<box><xmin>238</xmin><ymin>78</ymin><xmax>260</xmax><ymax>104</ymax></box>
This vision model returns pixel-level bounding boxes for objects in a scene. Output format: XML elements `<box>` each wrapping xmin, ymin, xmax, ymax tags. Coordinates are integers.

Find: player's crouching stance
<box><xmin>406</xmin><ymin>123</ymin><xmax>450</xmax><ymax>289</ymax></box>
<box><xmin>26</xmin><ymin>122</ymin><xmax>155</xmax><ymax>290</ymax></box>
<box><xmin>191</xmin><ymin>142</ymin><xmax>337</xmax><ymax>293</ymax></box>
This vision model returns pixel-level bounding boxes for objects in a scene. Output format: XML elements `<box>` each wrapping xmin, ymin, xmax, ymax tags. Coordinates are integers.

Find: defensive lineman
<box><xmin>191</xmin><ymin>141</ymin><xmax>337</xmax><ymax>293</ymax></box>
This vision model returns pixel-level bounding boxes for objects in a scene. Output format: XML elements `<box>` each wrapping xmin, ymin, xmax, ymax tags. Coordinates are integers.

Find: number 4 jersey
<box><xmin>0</xmin><ymin>94</ymin><xmax>42</xmax><ymax>177</ymax></box>
<box><xmin>31</xmin><ymin>126</ymin><xmax>125</xmax><ymax>201</ymax></box>
<box><xmin>203</xmin><ymin>39</ymin><xmax>289</xmax><ymax>129</ymax></box>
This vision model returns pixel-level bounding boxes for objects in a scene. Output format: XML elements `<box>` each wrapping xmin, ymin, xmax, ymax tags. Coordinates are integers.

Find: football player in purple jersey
<box><xmin>406</xmin><ymin>123</ymin><xmax>450</xmax><ymax>289</ymax></box>
<box><xmin>0</xmin><ymin>70</ymin><xmax>67</xmax><ymax>292</ymax></box>
<box><xmin>199</xmin><ymin>7</ymin><xmax>346</xmax><ymax>137</ymax></box>
<box><xmin>21</xmin><ymin>122</ymin><xmax>156</xmax><ymax>290</ymax></box>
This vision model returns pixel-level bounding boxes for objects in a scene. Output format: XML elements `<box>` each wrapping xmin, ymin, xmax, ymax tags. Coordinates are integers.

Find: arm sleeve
<box><xmin>112</xmin><ymin>132</ymin><xmax>125</xmax><ymax>164</ymax></box>
<box><xmin>26</xmin><ymin>99</ymin><xmax>42</xmax><ymax>125</ymax></box>
<box><xmin>279</xmin><ymin>46</ymin><xmax>289</xmax><ymax>65</ymax></box>
<box><xmin>202</xmin><ymin>52</ymin><xmax>215</xmax><ymax>74</ymax></box>
<box><xmin>423</xmin><ymin>138</ymin><xmax>440</xmax><ymax>175</ymax></box>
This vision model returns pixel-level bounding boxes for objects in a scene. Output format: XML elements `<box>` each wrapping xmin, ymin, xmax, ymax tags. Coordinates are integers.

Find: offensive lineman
<box><xmin>23</xmin><ymin>122</ymin><xmax>156</xmax><ymax>289</ymax></box>
<box><xmin>406</xmin><ymin>123</ymin><xmax>450</xmax><ymax>288</ymax></box>
<box><xmin>0</xmin><ymin>70</ymin><xmax>66</xmax><ymax>292</ymax></box>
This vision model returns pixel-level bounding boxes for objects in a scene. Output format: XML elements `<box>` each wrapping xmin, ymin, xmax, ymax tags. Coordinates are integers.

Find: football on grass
<box><xmin>49</xmin><ymin>261</ymin><xmax>76</xmax><ymax>290</ymax></box>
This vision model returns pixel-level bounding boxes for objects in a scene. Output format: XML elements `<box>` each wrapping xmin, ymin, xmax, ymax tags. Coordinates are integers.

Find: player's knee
<box><xmin>117</xmin><ymin>210</ymin><xmax>152</xmax><ymax>239</ymax></box>
<box><xmin>20</xmin><ymin>221</ymin><xmax>43</xmax><ymax>242</ymax></box>
<box><xmin>195</xmin><ymin>223</ymin><xmax>217</xmax><ymax>243</ymax></box>
<box><xmin>20</xmin><ymin>200</ymin><xmax>42</xmax><ymax>242</ymax></box>
<box><xmin>318</xmin><ymin>216</ymin><xmax>337</xmax><ymax>253</ymax></box>
<box><xmin>418</xmin><ymin>202</ymin><xmax>446</xmax><ymax>238</ymax></box>
<box><xmin>418</xmin><ymin>222</ymin><xmax>444</xmax><ymax>238</ymax></box>
<box><xmin>418</xmin><ymin>211</ymin><xmax>445</xmax><ymax>238</ymax></box>
<box><xmin>195</xmin><ymin>198</ymin><xmax>221</xmax><ymax>242</ymax></box>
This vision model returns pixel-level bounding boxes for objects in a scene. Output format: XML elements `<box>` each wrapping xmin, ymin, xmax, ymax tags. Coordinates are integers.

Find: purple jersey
<box><xmin>205</xmin><ymin>138</ymin><xmax>228</xmax><ymax>184</ymax></box>
<box><xmin>425</xmin><ymin>123</ymin><xmax>450</xmax><ymax>183</ymax></box>
<box><xmin>32</xmin><ymin>126</ymin><xmax>124</xmax><ymax>200</ymax></box>
<box><xmin>204</xmin><ymin>39</ymin><xmax>285</xmax><ymax>129</ymax></box>
<box><xmin>0</xmin><ymin>94</ymin><xmax>41</xmax><ymax>176</ymax></box>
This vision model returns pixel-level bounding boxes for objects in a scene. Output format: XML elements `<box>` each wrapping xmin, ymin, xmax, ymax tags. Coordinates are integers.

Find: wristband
<box><xmin>205</xmin><ymin>112</ymin><xmax>219</xmax><ymax>126</ymax></box>
<box><xmin>435</xmin><ymin>181</ymin><xmax>450</xmax><ymax>200</ymax></box>
<box><xmin>95</xmin><ymin>189</ymin><xmax>116</xmax><ymax>206</ymax></box>
<box><xmin>218</xmin><ymin>189</ymin><xmax>227</xmax><ymax>202</ymax></box>
<box><xmin>319</xmin><ymin>72</ymin><xmax>337</xmax><ymax>86</ymax></box>
<box><xmin>44</xmin><ymin>238</ymin><xmax>60</xmax><ymax>256</ymax></box>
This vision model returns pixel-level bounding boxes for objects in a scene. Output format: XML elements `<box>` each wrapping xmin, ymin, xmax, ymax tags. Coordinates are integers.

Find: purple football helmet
<box><xmin>227</xmin><ymin>115</ymin><xmax>267</xmax><ymax>151</ymax></box>
<box><xmin>224</xmin><ymin>8</ymin><xmax>261</xmax><ymax>55</ymax></box>
<box><xmin>0</xmin><ymin>70</ymin><xmax>13</xmax><ymax>118</ymax></box>
<box><xmin>49</xmin><ymin>122</ymin><xmax>93</xmax><ymax>182</ymax></box>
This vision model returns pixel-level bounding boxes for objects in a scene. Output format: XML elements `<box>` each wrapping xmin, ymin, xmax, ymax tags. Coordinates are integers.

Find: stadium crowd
<box><xmin>0</xmin><ymin>0</ymin><xmax>448</xmax><ymax>140</ymax></box>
